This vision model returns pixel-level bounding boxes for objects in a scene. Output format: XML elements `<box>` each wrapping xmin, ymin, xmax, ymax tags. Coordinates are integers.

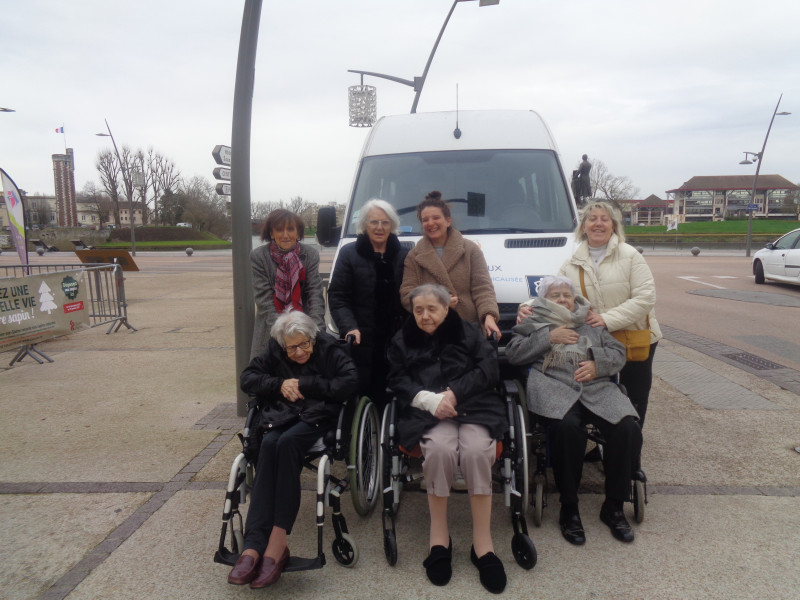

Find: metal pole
<box><xmin>410</xmin><ymin>0</ymin><xmax>460</xmax><ymax>114</ymax></box>
<box><xmin>745</xmin><ymin>94</ymin><xmax>784</xmax><ymax>257</ymax></box>
<box><xmin>103</xmin><ymin>119</ymin><xmax>137</xmax><ymax>256</ymax></box>
<box><xmin>231</xmin><ymin>0</ymin><xmax>262</xmax><ymax>416</ymax></box>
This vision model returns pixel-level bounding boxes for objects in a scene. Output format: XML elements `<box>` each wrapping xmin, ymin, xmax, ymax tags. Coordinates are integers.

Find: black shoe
<box><xmin>470</xmin><ymin>546</ymin><xmax>506</xmax><ymax>594</ymax></box>
<box><xmin>559</xmin><ymin>506</ymin><xmax>586</xmax><ymax>546</ymax></box>
<box><xmin>423</xmin><ymin>539</ymin><xmax>452</xmax><ymax>586</ymax></box>
<box><xmin>600</xmin><ymin>504</ymin><xmax>634</xmax><ymax>543</ymax></box>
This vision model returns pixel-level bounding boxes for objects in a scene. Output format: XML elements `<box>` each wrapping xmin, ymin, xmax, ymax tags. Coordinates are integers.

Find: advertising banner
<box><xmin>1</xmin><ymin>168</ymin><xmax>28</xmax><ymax>266</ymax></box>
<box><xmin>0</xmin><ymin>270</ymin><xmax>89</xmax><ymax>352</ymax></box>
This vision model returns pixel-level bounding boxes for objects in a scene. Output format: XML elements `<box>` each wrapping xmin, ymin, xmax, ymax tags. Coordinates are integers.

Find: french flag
<box><xmin>55</xmin><ymin>126</ymin><xmax>64</xmax><ymax>133</ymax></box>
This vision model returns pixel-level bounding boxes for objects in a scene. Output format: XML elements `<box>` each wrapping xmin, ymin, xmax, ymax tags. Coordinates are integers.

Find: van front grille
<box><xmin>504</xmin><ymin>237</ymin><xmax>567</xmax><ymax>249</ymax></box>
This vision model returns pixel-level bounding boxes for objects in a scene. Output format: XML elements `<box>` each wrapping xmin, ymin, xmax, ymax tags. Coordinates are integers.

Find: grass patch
<box><xmin>627</xmin><ymin>220</ymin><xmax>799</xmax><ymax>236</ymax></box>
<box><xmin>97</xmin><ymin>239</ymin><xmax>232</xmax><ymax>250</ymax></box>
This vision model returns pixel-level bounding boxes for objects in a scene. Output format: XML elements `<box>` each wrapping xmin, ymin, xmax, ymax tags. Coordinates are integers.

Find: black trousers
<box><xmin>619</xmin><ymin>342</ymin><xmax>658</xmax><ymax>427</ymax></box>
<box><xmin>243</xmin><ymin>420</ymin><xmax>323</xmax><ymax>554</ymax></box>
<box><xmin>546</xmin><ymin>402</ymin><xmax>643</xmax><ymax>506</ymax></box>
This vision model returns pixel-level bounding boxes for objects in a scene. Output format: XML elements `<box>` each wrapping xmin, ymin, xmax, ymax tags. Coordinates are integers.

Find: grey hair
<box><xmin>409</xmin><ymin>283</ymin><xmax>450</xmax><ymax>309</ymax></box>
<box><xmin>575</xmin><ymin>201</ymin><xmax>626</xmax><ymax>244</ymax></box>
<box><xmin>538</xmin><ymin>275</ymin><xmax>575</xmax><ymax>299</ymax></box>
<box><xmin>269</xmin><ymin>310</ymin><xmax>319</xmax><ymax>348</ymax></box>
<box><xmin>357</xmin><ymin>199</ymin><xmax>400</xmax><ymax>235</ymax></box>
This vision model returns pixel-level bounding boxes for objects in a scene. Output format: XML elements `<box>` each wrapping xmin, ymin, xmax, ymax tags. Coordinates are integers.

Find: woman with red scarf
<box><xmin>250</xmin><ymin>210</ymin><xmax>325</xmax><ymax>358</ymax></box>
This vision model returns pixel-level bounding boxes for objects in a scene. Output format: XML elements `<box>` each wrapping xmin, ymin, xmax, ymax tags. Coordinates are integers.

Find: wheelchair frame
<box><xmin>213</xmin><ymin>393</ymin><xmax>380</xmax><ymax>571</ymax></box>
<box><xmin>378</xmin><ymin>380</ymin><xmax>537</xmax><ymax>571</ymax></box>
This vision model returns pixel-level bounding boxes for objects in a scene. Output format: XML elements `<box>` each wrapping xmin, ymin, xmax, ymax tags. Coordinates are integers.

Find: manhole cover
<box><xmin>721</xmin><ymin>352</ymin><xmax>784</xmax><ymax>371</ymax></box>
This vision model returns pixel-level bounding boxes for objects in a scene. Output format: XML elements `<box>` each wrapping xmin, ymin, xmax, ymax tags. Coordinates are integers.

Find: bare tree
<box><xmin>145</xmin><ymin>148</ymin><xmax>181</xmax><ymax>224</ymax></box>
<box><xmin>80</xmin><ymin>181</ymin><xmax>113</xmax><ymax>226</ymax></box>
<box><xmin>175</xmin><ymin>176</ymin><xmax>231</xmax><ymax>238</ymax></box>
<box><xmin>96</xmin><ymin>150</ymin><xmax>123</xmax><ymax>226</ymax></box>
<box><xmin>589</xmin><ymin>160</ymin><xmax>640</xmax><ymax>209</ymax></box>
<box><xmin>251</xmin><ymin>199</ymin><xmax>284</xmax><ymax>221</ymax></box>
<box><xmin>288</xmin><ymin>196</ymin><xmax>314</xmax><ymax>227</ymax></box>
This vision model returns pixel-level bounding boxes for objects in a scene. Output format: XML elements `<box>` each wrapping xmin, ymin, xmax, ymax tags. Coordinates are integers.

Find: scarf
<box><xmin>269</xmin><ymin>241</ymin><xmax>304</xmax><ymax>310</ymax></box>
<box><xmin>528</xmin><ymin>295</ymin><xmax>592</xmax><ymax>373</ymax></box>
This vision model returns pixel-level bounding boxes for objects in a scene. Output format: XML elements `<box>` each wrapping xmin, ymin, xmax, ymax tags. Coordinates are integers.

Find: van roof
<box><xmin>361</xmin><ymin>110</ymin><xmax>560</xmax><ymax>157</ymax></box>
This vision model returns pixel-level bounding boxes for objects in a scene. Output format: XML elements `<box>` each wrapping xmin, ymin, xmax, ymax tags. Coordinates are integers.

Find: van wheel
<box><xmin>754</xmin><ymin>260</ymin><xmax>765</xmax><ymax>284</ymax></box>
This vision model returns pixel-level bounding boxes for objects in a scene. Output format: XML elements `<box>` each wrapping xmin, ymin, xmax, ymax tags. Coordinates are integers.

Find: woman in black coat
<box><xmin>227</xmin><ymin>311</ymin><xmax>358</xmax><ymax>589</ymax></box>
<box><xmin>387</xmin><ymin>284</ymin><xmax>508</xmax><ymax>594</ymax></box>
<box><xmin>328</xmin><ymin>199</ymin><xmax>409</xmax><ymax>409</ymax></box>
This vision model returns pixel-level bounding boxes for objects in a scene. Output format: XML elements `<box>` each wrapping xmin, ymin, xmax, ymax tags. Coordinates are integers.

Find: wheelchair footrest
<box><xmin>284</xmin><ymin>555</ymin><xmax>325</xmax><ymax>573</ymax></box>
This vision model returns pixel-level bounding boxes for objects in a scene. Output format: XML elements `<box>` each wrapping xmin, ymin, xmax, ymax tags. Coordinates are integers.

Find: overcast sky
<box><xmin>3</xmin><ymin>0</ymin><xmax>799</xmax><ymax>207</ymax></box>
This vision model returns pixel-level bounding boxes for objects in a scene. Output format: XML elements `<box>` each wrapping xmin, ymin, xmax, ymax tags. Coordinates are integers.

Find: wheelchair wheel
<box><xmin>349</xmin><ymin>396</ymin><xmax>380</xmax><ymax>516</ymax></box>
<box><xmin>379</xmin><ymin>406</ymin><xmax>399</xmax><ymax>516</ymax></box>
<box><xmin>332</xmin><ymin>532</ymin><xmax>359</xmax><ymax>567</ymax></box>
<box><xmin>513</xmin><ymin>403</ymin><xmax>529</xmax><ymax>514</ymax></box>
<box><xmin>633</xmin><ymin>479</ymin><xmax>645</xmax><ymax>523</ymax></box>
<box><xmin>383</xmin><ymin>530</ymin><xmax>398</xmax><ymax>566</ymax></box>
<box><xmin>511</xmin><ymin>532</ymin><xmax>537</xmax><ymax>570</ymax></box>
<box><xmin>532</xmin><ymin>479</ymin><xmax>544</xmax><ymax>527</ymax></box>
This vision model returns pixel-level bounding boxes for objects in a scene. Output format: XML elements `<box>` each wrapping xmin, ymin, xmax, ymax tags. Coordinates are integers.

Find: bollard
<box><xmin>36</xmin><ymin>247</ymin><xmax>45</xmax><ymax>256</ymax></box>
<box><xmin>691</xmin><ymin>247</ymin><xmax>701</xmax><ymax>256</ymax></box>
<box><xmin>185</xmin><ymin>247</ymin><xmax>194</xmax><ymax>256</ymax></box>
<box><xmin>636</xmin><ymin>246</ymin><xmax>644</xmax><ymax>254</ymax></box>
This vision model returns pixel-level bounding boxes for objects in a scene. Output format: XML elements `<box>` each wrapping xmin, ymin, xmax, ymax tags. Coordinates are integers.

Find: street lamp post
<box><xmin>96</xmin><ymin>119</ymin><xmax>136</xmax><ymax>256</ymax></box>
<box><xmin>348</xmin><ymin>0</ymin><xmax>500</xmax><ymax>115</ymax></box>
<box><xmin>738</xmin><ymin>94</ymin><xmax>791</xmax><ymax>257</ymax></box>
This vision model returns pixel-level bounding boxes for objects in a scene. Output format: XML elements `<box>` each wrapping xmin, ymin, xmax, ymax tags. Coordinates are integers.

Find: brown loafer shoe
<box><xmin>250</xmin><ymin>547</ymin><xmax>290</xmax><ymax>589</ymax></box>
<box><xmin>227</xmin><ymin>553</ymin><xmax>261</xmax><ymax>585</ymax></box>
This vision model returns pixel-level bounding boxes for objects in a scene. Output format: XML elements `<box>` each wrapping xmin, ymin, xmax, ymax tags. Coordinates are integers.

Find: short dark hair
<box><xmin>261</xmin><ymin>209</ymin><xmax>305</xmax><ymax>242</ymax></box>
<box><xmin>416</xmin><ymin>190</ymin><xmax>451</xmax><ymax>222</ymax></box>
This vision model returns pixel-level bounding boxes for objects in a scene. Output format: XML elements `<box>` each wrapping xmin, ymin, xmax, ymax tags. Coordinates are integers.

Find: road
<box><xmin>645</xmin><ymin>254</ymin><xmax>800</xmax><ymax>372</ymax></box>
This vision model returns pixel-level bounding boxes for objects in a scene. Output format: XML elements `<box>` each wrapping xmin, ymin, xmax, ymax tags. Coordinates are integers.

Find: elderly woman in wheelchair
<box><xmin>505</xmin><ymin>275</ymin><xmax>642</xmax><ymax>545</ymax></box>
<box><xmin>227</xmin><ymin>310</ymin><xmax>358</xmax><ymax>588</ymax></box>
<box><xmin>387</xmin><ymin>283</ymin><xmax>509</xmax><ymax>593</ymax></box>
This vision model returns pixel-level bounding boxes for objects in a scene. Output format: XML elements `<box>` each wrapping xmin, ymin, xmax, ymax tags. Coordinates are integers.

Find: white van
<box><xmin>317</xmin><ymin>109</ymin><xmax>579</xmax><ymax>340</ymax></box>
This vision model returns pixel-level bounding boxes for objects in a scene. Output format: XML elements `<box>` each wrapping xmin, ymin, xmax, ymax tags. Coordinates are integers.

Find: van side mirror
<box><xmin>316</xmin><ymin>206</ymin><xmax>341</xmax><ymax>247</ymax></box>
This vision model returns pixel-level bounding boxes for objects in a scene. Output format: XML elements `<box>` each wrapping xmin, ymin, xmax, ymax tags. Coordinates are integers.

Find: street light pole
<box><xmin>96</xmin><ymin>119</ymin><xmax>137</xmax><ymax>255</ymax></box>
<box><xmin>739</xmin><ymin>94</ymin><xmax>791</xmax><ymax>257</ymax></box>
<box><xmin>348</xmin><ymin>0</ymin><xmax>499</xmax><ymax>114</ymax></box>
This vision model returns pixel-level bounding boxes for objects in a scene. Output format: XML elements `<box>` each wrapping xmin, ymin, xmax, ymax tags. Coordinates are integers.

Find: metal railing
<box><xmin>1</xmin><ymin>263</ymin><xmax>136</xmax><ymax>334</ymax></box>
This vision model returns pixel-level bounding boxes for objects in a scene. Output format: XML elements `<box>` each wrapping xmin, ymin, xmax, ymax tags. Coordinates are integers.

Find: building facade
<box><xmin>666</xmin><ymin>175</ymin><xmax>799</xmax><ymax>222</ymax></box>
<box><xmin>52</xmin><ymin>148</ymin><xmax>79</xmax><ymax>227</ymax></box>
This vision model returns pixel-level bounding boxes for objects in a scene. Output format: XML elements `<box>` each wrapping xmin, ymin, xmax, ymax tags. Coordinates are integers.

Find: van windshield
<box><xmin>344</xmin><ymin>149</ymin><xmax>575</xmax><ymax>236</ymax></box>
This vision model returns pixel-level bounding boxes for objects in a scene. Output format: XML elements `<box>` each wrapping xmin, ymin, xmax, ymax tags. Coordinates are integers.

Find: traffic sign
<box><xmin>747</xmin><ymin>203</ymin><xmax>758</xmax><ymax>211</ymax></box>
<box><xmin>216</xmin><ymin>183</ymin><xmax>231</xmax><ymax>196</ymax></box>
<box><xmin>213</xmin><ymin>167</ymin><xmax>231</xmax><ymax>181</ymax></box>
<box><xmin>212</xmin><ymin>144</ymin><xmax>231</xmax><ymax>166</ymax></box>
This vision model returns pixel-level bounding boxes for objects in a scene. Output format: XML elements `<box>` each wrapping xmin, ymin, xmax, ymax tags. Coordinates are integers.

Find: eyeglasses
<box><xmin>545</xmin><ymin>291</ymin><xmax>574</xmax><ymax>301</ymax></box>
<box><xmin>285</xmin><ymin>339</ymin><xmax>312</xmax><ymax>354</ymax></box>
<box><xmin>367</xmin><ymin>219</ymin><xmax>391</xmax><ymax>229</ymax></box>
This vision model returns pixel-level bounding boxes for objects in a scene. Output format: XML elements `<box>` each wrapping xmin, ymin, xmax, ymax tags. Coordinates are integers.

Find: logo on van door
<box><xmin>526</xmin><ymin>276</ymin><xmax>545</xmax><ymax>297</ymax></box>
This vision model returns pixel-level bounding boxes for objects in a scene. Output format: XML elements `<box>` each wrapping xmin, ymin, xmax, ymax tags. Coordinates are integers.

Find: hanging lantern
<box><xmin>348</xmin><ymin>85</ymin><xmax>377</xmax><ymax>127</ymax></box>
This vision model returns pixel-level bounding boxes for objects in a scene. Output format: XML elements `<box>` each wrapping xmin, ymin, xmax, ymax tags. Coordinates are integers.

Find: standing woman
<box><xmin>558</xmin><ymin>201</ymin><xmax>661</xmax><ymax>425</ymax></box>
<box><xmin>400</xmin><ymin>191</ymin><xmax>501</xmax><ymax>339</ymax></box>
<box><xmin>250</xmin><ymin>209</ymin><xmax>325</xmax><ymax>359</ymax></box>
<box><xmin>327</xmin><ymin>199</ymin><xmax>409</xmax><ymax>409</ymax></box>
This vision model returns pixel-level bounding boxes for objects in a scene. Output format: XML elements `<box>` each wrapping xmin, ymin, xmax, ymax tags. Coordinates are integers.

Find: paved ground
<box><xmin>1</xmin><ymin>249</ymin><xmax>799</xmax><ymax>599</ymax></box>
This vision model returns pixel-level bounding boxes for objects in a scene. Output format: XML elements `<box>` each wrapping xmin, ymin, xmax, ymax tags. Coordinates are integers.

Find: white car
<box><xmin>752</xmin><ymin>228</ymin><xmax>800</xmax><ymax>286</ymax></box>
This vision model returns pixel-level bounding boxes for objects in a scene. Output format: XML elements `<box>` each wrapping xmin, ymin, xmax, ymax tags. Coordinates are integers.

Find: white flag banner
<box><xmin>1</xmin><ymin>168</ymin><xmax>28</xmax><ymax>265</ymax></box>
<box><xmin>667</xmin><ymin>217</ymin><xmax>678</xmax><ymax>232</ymax></box>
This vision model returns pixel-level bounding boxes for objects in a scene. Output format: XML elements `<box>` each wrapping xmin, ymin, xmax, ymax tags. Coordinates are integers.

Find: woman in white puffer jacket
<box><xmin>558</xmin><ymin>201</ymin><xmax>662</xmax><ymax>426</ymax></box>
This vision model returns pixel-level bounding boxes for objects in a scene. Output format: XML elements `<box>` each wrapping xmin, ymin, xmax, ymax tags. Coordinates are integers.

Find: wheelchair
<box><xmin>378</xmin><ymin>379</ymin><xmax>537</xmax><ymax>571</ymax></box>
<box><xmin>213</xmin><ymin>390</ymin><xmax>380</xmax><ymax>571</ymax></box>
<box><xmin>524</xmin><ymin>377</ymin><xmax>648</xmax><ymax>528</ymax></box>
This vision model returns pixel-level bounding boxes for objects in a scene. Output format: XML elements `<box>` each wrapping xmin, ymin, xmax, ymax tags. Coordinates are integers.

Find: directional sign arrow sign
<box><xmin>216</xmin><ymin>183</ymin><xmax>231</xmax><ymax>196</ymax></box>
<box><xmin>212</xmin><ymin>144</ymin><xmax>231</xmax><ymax>166</ymax></box>
<box><xmin>213</xmin><ymin>167</ymin><xmax>231</xmax><ymax>181</ymax></box>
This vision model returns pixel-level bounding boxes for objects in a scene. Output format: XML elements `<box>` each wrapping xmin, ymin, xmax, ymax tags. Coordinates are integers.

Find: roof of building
<box><xmin>666</xmin><ymin>175</ymin><xmax>799</xmax><ymax>193</ymax></box>
<box><xmin>632</xmin><ymin>194</ymin><xmax>670</xmax><ymax>208</ymax></box>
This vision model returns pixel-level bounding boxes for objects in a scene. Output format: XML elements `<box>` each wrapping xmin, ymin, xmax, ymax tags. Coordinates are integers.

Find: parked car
<box><xmin>752</xmin><ymin>228</ymin><xmax>800</xmax><ymax>286</ymax></box>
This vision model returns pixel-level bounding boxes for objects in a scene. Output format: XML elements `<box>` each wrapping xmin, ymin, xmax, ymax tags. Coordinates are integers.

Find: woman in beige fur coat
<box><xmin>400</xmin><ymin>191</ymin><xmax>500</xmax><ymax>338</ymax></box>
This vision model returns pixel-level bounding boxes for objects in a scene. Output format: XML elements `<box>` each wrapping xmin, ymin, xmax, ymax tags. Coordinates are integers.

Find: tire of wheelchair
<box><xmin>349</xmin><ymin>396</ymin><xmax>380</xmax><ymax>516</ymax></box>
